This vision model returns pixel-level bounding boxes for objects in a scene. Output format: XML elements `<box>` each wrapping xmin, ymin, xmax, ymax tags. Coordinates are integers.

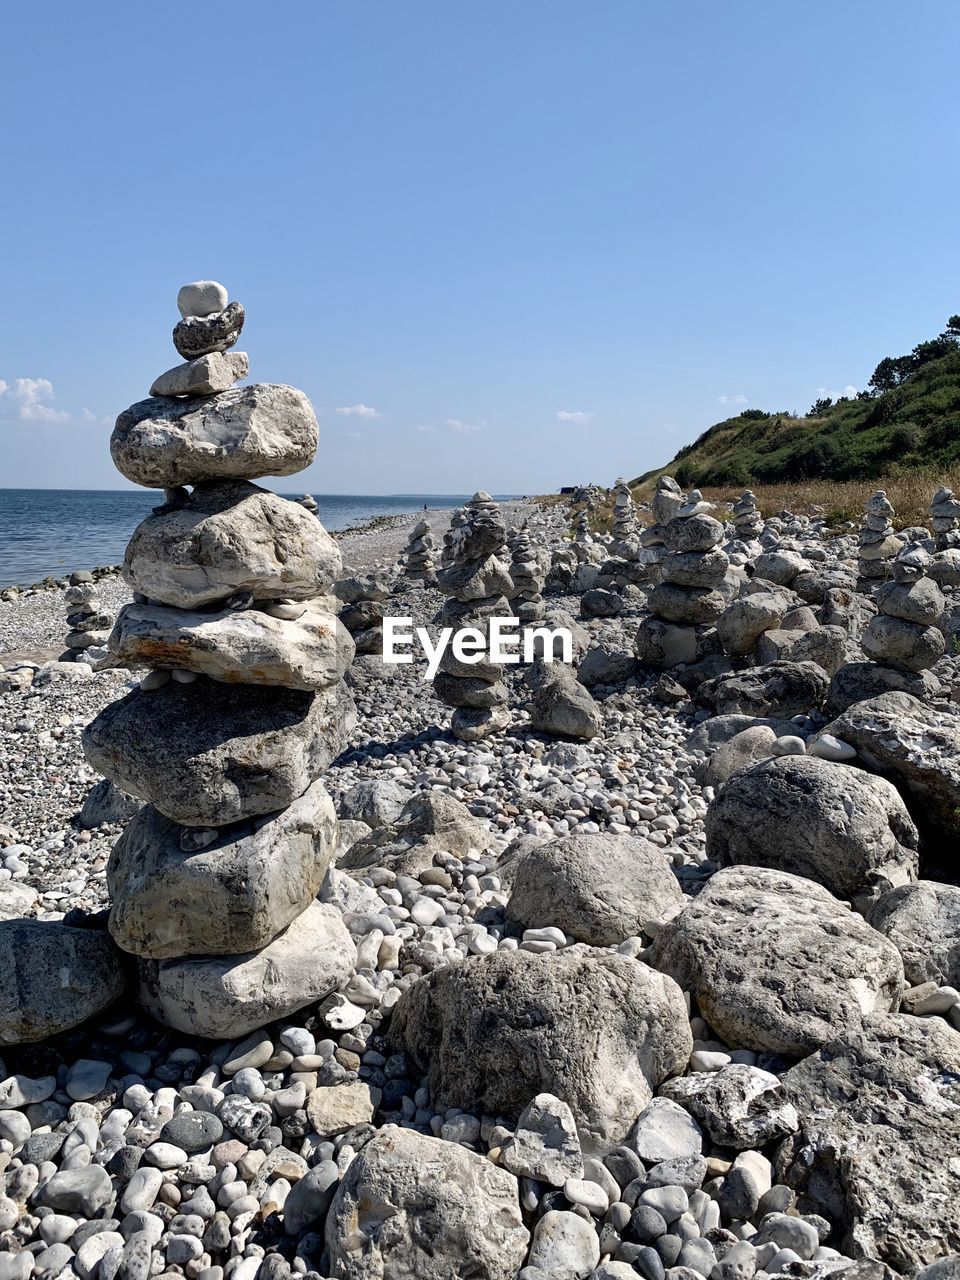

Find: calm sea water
<box><xmin>0</xmin><ymin>489</ymin><xmax>518</xmax><ymax>587</ymax></box>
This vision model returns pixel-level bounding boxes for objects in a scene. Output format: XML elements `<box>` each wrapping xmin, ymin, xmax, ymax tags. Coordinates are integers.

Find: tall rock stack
<box><xmin>82</xmin><ymin>280</ymin><xmax>359</xmax><ymax>1039</ymax></box>
<box><xmin>434</xmin><ymin>492</ymin><xmax>513</xmax><ymax>741</ymax></box>
<box><xmin>930</xmin><ymin>486</ymin><xmax>960</xmax><ymax>549</ymax></box>
<box><xmin>610</xmin><ymin>477</ymin><xmax>639</xmax><ymax>558</ymax></box>
<box><xmin>858</xmin><ymin>490</ymin><xmax>900</xmax><ymax>581</ymax></box>
<box><xmin>63</xmin><ymin>580</ymin><xmax>113</xmax><ymax>662</ymax></box>
<box><xmin>639</xmin><ymin>475</ymin><xmax>685</xmax><ymax>577</ymax></box>
<box><xmin>635</xmin><ymin>491</ymin><xmax>726</xmax><ymax>669</ymax></box>
<box><xmin>440</xmin><ymin>508</ymin><xmax>466</xmax><ymax>568</ymax></box>
<box><xmin>862</xmin><ymin>545</ymin><xmax>946</xmax><ymax>674</ymax></box>
<box><xmin>507</xmin><ymin>520</ymin><xmax>546</xmax><ymax>623</ymax></box>
<box><xmin>731</xmin><ymin>490</ymin><xmax>763</xmax><ymax>541</ymax></box>
<box><xmin>297</xmin><ymin>492</ymin><xmax>320</xmax><ymax>515</ymax></box>
<box><xmin>335</xmin><ymin>569</ymin><xmax>394</xmax><ymax>656</ymax></box>
<box><xmin>403</xmin><ymin>517</ymin><xmax>436</xmax><ymax>583</ymax></box>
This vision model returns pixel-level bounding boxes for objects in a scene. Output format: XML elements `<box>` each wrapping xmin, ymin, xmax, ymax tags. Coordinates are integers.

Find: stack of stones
<box><xmin>335</xmin><ymin>571</ymin><xmax>392</xmax><ymax>655</ymax></box>
<box><xmin>403</xmin><ymin>517</ymin><xmax>436</xmax><ymax>583</ymax></box>
<box><xmin>610</xmin><ymin>477</ymin><xmax>639</xmax><ymax>558</ymax></box>
<box><xmin>506</xmin><ymin>520</ymin><xmax>546</xmax><ymax>623</ymax></box>
<box><xmin>572</xmin><ymin>508</ymin><xmax>594</xmax><ymax>561</ymax></box>
<box><xmin>297</xmin><ymin>493</ymin><xmax>320</xmax><ymax>515</ymax></box>
<box><xmin>858</xmin><ymin>490</ymin><xmax>900</xmax><ymax>582</ymax></box>
<box><xmin>81</xmin><ymin>280</ymin><xmax>359</xmax><ymax>1039</ymax></box>
<box><xmin>639</xmin><ymin>475</ymin><xmax>685</xmax><ymax>577</ymax></box>
<box><xmin>440</xmin><ymin>509</ymin><xmax>466</xmax><ymax>568</ymax></box>
<box><xmin>861</xmin><ymin>544</ymin><xmax>946</xmax><ymax>676</ymax></box>
<box><xmin>434</xmin><ymin>492</ymin><xmax>513</xmax><ymax>741</ymax></box>
<box><xmin>636</xmin><ymin>490</ymin><xmax>728</xmax><ymax>669</ymax></box>
<box><xmin>732</xmin><ymin>490</ymin><xmax>764</xmax><ymax>541</ymax></box>
<box><xmin>63</xmin><ymin>577</ymin><xmax>113</xmax><ymax>662</ymax></box>
<box><xmin>930</xmin><ymin>486</ymin><xmax>960</xmax><ymax>549</ymax></box>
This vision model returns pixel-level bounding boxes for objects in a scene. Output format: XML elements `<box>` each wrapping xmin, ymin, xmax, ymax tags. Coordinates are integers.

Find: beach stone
<box><xmin>776</xmin><ymin>1013</ymin><xmax>960</xmax><ymax>1272</ymax></box>
<box><xmin>338</xmin><ymin>791</ymin><xmax>493</xmax><ymax>877</ymax></box>
<box><xmin>661</xmin><ymin>1066</ymin><xmax>799</xmax><ymax>1150</ymax></box>
<box><xmin>529</xmin><ymin>666</ymin><xmax>602</xmax><ymax>739</ymax></box>
<box><xmin>825</xmin><ymin>660</ymin><xmax>941</xmax><ymax>718</ymax></box>
<box><xmin>390</xmin><ymin>946</ymin><xmax>692</xmax><ymax>1151</ymax></box>
<box><xmin>43</xmin><ymin>1166</ymin><xmax>114</xmax><ymax>1216</ymax></box>
<box><xmin>449</xmin><ymin>705</ymin><xmax>512</xmax><ymax>741</ymax></box>
<box><xmin>172</xmin><ymin>300</ymin><xmax>245</xmax><ymax>359</ymax></box>
<box><xmin>875</xmin><ymin>576</ymin><xmax>946</xmax><ymax>625</ymax></box>
<box><xmin>108</xmin><ymin>600</ymin><xmax>353</xmax><ymax>692</ymax></box>
<box><xmin>325</xmin><ymin>1127</ymin><xmax>529</xmax><ymax>1279</ymax></box>
<box><xmin>0</xmin><ymin>919</ymin><xmax>126</xmax><ymax>1045</ymax></box>
<box><xmin>113</xmin><ymin>382</ymin><xmax>315</xmax><ymax>487</ymax></box>
<box><xmin>339</xmin><ymin>778</ymin><xmax>409</xmax><ymax>829</ymax></box>
<box><xmin>862</xmin><ymin>615</ymin><xmax>945</xmax><ymax>672</ymax></box>
<box><xmin>160</xmin><ymin>1110</ymin><xmax>223</xmax><ymax>1153</ymax></box>
<box><xmin>700</xmin><ymin>725</ymin><xmax>776</xmax><ymax>789</ymax></box>
<box><xmin>150</xmin><ymin>351</ymin><xmax>248</xmax><ymax>398</ymax></box>
<box><xmin>78</xmin><ymin>778</ymin><xmax>141</xmax><ymax>828</ymax></box>
<box><xmin>107</xmin><ymin>779</ymin><xmax>337</xmax><ymax>957</ymax></box>
<box><xmin>663</xmin><ymin>514</ymin><xmax>724</xmax><ymax>554</ymax></box>
<box><xmin>823</xmin><ymin>693</ymin><xmax>960</xmax><ymax>860</ymax></box>
<box><xmin>698</xmin><ymin>661</ymin><xmax>828</xmax><ymax>718</ymax></box>
<box><xmin>177</xmin><ymin>280</ymin><xmax>229</xmax><ymax>319</ymax></box>
<box><xmin>630</xmin><ymin>1097</ymin><xmax>702</xmax><ymax>1162</ymax></box>
<box><xmin>122</xmin><ymin>481</ymin><xmax>340</xmax><ymax>609</ymax></box>
<box><xmin>528</xmin><ymin>1210</ymin><xmax>600</xmax><ymax>1277</ymax></box>
<box><xmin>661</xmin><ymin>548</ymin><xmax>729</xmax><ymax>588</ymax></box>
<box><xmin>578</xmin><ymin>644</ymin><xmax>637</xmax><ymax>687</ymax></box>
<box><xmin>506</xmin><ymin>832</ymin><xmax>682</xmax><ymax>945</ymax></box>
<box><xmin>500</xmin><ymin>1093</ymin><xmax>583</xmax><ymax>1186</ymax></box>
<box><xmin>66</xmin><ymin>1058</ymin><xmax>112</xmax><ymax>1100</ymax></box>
<box><xmin>717</xmin><ymin>594</ymin><xmax>788</xmax><ymax>656</ymax></box>
<box><xmin>138</xmin><ymin>902</ymin><xmax>356</xmax><ymax>1038</ymax></box>
<box><xmin>650</xmin><ymin>866</ymin><xmax>904</xmax><ymax>1056</ymax></box>
<box><xmin>281</xmin><ymin>1160</ymin><xmax>339</xmax><ymax>1235</ymax></box>
<box><xmin>83</xmin><ymin>678</ymin><xmax>356</xmax><ymax>827</ymax></box>
<box><xmin>648</xmin><ymin>584</ymin><xmax>726</xmax><ymax>626</ymax></box>
<box><xmin>868</xmin><ymin>881</ymin><xmax>960</xmax><ymax>987</ymax></box>
<box><xmin>705</xmin><ymin>755</ymin><xmax>919</xmax><ymax>907</ymax></box>
<box><xmin>306</xmin><ymin>1081</ymin><xmax>379</xmax><ymax>1137</ymax></box>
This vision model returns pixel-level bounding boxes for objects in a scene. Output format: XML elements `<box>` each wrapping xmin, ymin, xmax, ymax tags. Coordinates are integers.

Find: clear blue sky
<box><xmin>2</xmin><ymin>1</ymin><xmax>958</xmax><ymax>493</ymax></box>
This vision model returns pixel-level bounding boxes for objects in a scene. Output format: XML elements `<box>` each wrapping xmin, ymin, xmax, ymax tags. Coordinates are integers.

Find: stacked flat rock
<box><xmin>403</xmin><ymin>518</ymin><xmax>436</xmax><ymax>583</ymax></box>
<box><xmin>297</xmin><ymin>493</ymin><xmax>319</xmax><ymax>514</ymax></box>
<box><xmin>610</xmin><ymin>477</ymin><xmax>639</xmax><ymax>558</ymax></box>
<box><xmin>434</xmin><ymin>492</ymin><xmax>514</xmax><ymax>741</ymax></box>
<box><xmin>635</xmin><ymin>489</ymin><xmax>728</xmax><ymax>669</ymax></box>
<box><xmin>639</xmin><ymin>475</ymin><xmax>685</xmax><ymax>580</ymax></box>
<box><xmin>440</xmin><ymin>508</ymin><xmax>466</xmax><ymax>568</ymax></box>
<box><xmin>732</xmin><ymin>490</ymin><xmax>763</xmax><ymax>541</ymax></box>
<box><xmin>858</xmin><ymin>490</ymin><xmax>900</xmax><ymax>581</ymax></box>
<box><xmin>82</xmin><ymin>281</ymin><xmax>359</xmax><ymax>1039</ymax></box>
<box><xmin>930</xmin><ymin>485</ymin><xmax>960</xmax><ymax>549</ymax></box>
<box><xmin>507</xmin><ymin>520</ymin><xmax>546</xmax><ymax>623</ymax></box>
<box><xmin>572</xmin><ymin>508</ymin><xmax>594</xmax><ymax>561</ymax></box>
<box><xmin>862</xmin><ymin>545</ymin><xmax>946</xmax><ymax>673</ymax></box>
<box><xmin>335</xmin><ymin>570</ymin><xmax>392</xmax><ymax>655</ymax></box>
<box><xmin>63</xmin><ymin>581</ymin><xmax>112</xmax><ymax>661</ymax></box>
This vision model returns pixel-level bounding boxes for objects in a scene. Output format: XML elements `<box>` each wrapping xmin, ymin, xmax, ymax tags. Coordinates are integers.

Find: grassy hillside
<box><xmin>631</xmin><ymin>346</ymin><xmax>960</xmax><ymax>491</ymax></box>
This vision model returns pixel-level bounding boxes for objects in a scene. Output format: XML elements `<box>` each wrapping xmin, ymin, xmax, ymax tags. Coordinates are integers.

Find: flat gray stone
<box><xmin>150</xmin><ymin>351</ymin><xmax>249</xmax><ymax>398</ymax></box>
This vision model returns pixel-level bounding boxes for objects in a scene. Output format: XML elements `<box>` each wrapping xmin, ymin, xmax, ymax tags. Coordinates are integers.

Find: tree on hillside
<box><xmin>945</xmin><ymin>315</ymin><xmax>960</xmax><ymax>339</ymax></box>
<box><xmin>869</xmin><ymin>356</ymin><xmax>915</xmax><ymax>394</ymax></box>
<box><xmin>807</xmin><ymin>397</ymin><xmax>833</xmax><ymax>417</ymax></box>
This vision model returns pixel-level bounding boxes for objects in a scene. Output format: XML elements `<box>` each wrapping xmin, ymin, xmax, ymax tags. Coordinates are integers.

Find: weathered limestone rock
<box><xmin>108</xmin><ymin>599</ymin><xmax>353</xmax><ymax>691</ymax></box>
<box><xmin>138</xmin><ymin>902</ymin><xmax>356</xmax><ymax>1039</ymax></box>
<box><xmin>112</xmin><ymin>383</ymin><xmax>317</xmax><ymax>487</ymax></box>
<box><xmin>731</xmin><ymin>490</ymin><xmax>763</xmax><ymax>540</ymax></box>
<box><xmin>862</xmin><ymin>614</ymin><xmax>945</xmax><ymax>671</ymax></box>
<box><xmin>0</xmin><ymin>920</ymin><xmax>126</xmax><ymax>1045</ymax></box>
<box><xmin>506</xmin><ymin>832</ymin><xmax>682</xmax><ymax>945</ymax></box>
<box><xmin>123</xmin><ymin>481</ymin><xmax>341</xmax><ymax>609</ymax></box>
<box><xmin>705</xmin><ymin>755</ymin><xmax>919</xmax><ymax>906</ymax></box>
<box><xmin>390</xmin><ymin>946</ymin><xmax>692</xmax><ymax>1151</ymax></box>
<box><xmin>661</xmin><ymin>1065</ymin><xmax>799</xmax><ymax>1150</ymax></box>
<box><xmin>825</xmin><ymin>661</ymin><xmax>940</xmax><ymax>718</ymax></box>
<box><xmin>324</xmin><ymin>1128</ymin><xmax>529</xmax><ymax>1279</ymax></box>
<box><xmin>107</xmin><ymin>780</ymin><xmax>338</xmax><ymax>958</ymax></box>
<box><xmin>858</xmin><ymin>490</ymin><xmax>899</xmax><ymax>580</ymax></box>
<box><xmin>507</xmin><ymin>520</ymin><xmax>547</xmax><ymax>621</ymax></box>
<box><xmin>716</xmin><ymin>592</ymin><xmax>788</xmax><ymax>656</ymax></box>
<box><xmin>869</xmin><ymin>881</ymin><xmax>960</xmax><ymax>988</ymax></box>
<box><xmin>650</xmin><ymin>866</ymin><xmax>904</xmax><ymax>1056</ymax></box>
<box><xmin>150</xmin><ymin>351</ymin><xmax>249</xmax><ymax>398</ymax></box>
<box><xmin>777</xmin><ymin>1014</ymin><xmax>960</xmax><ymax>1272</ymax></box>
<box><xmin>338</xmin><ymin>792</ymin><xmax>494</xmax><ymax>877</ymax></box>
<box><xmin>83</xmin><ymin>678</ymin><xmax>357</xmax><ymax>827</ymax></box>
<box><xmin>172</xmin><ymin>300</ymin><xmax>245</xmax><ymax>360</ymax></box>
<box><xmin>528</xmin><ymin>664</ymin><xmax>601</xmax><ymax>740</ymax></box>
<box><xmin>699</xmin><ymin>725</ymin><xmax>776</xmax><ymax>789</ymax></box>
<box><xmin>697</xmin><ymin>660</ymin><xmax>829</xmax><ymax>718</ymax></box>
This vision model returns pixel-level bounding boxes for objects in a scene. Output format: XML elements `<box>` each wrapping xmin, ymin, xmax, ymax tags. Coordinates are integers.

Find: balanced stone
<box><xmin>112</xmin><ymin>383</ymin><xmax>318</xmax><ymax>487</ymax></box>
<box><xmin>858</xmin><ymin>490</ymin><xmax>899</xmax><ymax>579</ymax></box>
<box><xmin>138</xmin><ymin>901</ymin><xmax>356</xmax><ymax>1039</ymax></box>
<box><xmin>107</xmin><ymin>779</ymin><xmax>338</xmax><ymax>957</ymax></box>
<box><xmin>150</xmin><ymin>351</ymin><xmax>249</xmax><ymax>398</ymax></box>
<box><xmin>173</xmin><ymin>300</ymin><xmax>245</xmax><ymax>360</ymax></box>
<box><xmin>123</xmin><ymin>481</ymin><xmax>340</xmax><ymax>608</ymax></box>
<box><xmin>177</xmin><ymin>280</ymin><xmax>229</xmax><ymax>318</ymax></box>
<box><xmin>108</xmin><ymin>599</ymin><xmax>353</xmax><ymax>691</ymax></box>
<box><xmin>83</xmin><ymin>677</ymin><xmax>357</xmax><ymax>826</ymax></box>
<box><xmin>731</xmin><ymin>490</ymin><xmax>763</xmax><ymax>540</ymax></box>
<box><xmin>403</xmin><ymin>518</ymin><xmax>436</xmax><ymax>581</ymax></box>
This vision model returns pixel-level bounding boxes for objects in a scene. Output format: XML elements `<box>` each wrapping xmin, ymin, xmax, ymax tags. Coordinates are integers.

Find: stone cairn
<box><xmin>335</xmin><ymin>569</ymin><xmax>393</xmax><ymax>655</ymax></box>
<box><xmin>63</xmin><ymin>577</ymin><xmax>113</xmax><ymax>662</ymax></box>
<box><xmin>440</xmin><ymin>508</ymin><xmax>466</xmax><ymax>568</ymax></box>
<box><xmin>639</xmin><ymin>475</ymin><xmax>685</xmax><ymax>579</ymax></box>
<box><xmin>610</xmin><ymin>477</ymin><xmax>639</xmax><ymax>558</ymax></box>
<box><xmin>858</xmin><ymin>490</ymin><xmax>900</xmax><ymax>581</ymax></box>
<box><xmin>403</xmin><ymin>517</ymin><xmax>436</xmax><ymax>583</ymax></box>
<box><xmin>731</xmin><ymin>490</ymin><xmax>763</xmax><ymax>541</ymax></box>
<box><xmin>930</xmin><ymin>486</ymin><xmax>960</xmax><ymax>549</ymax></box>
<box><xmin>507</xmin><ymin>520</ymin><xmax>545</xmax><ymax>623</ymax></box>
<box><xmin>296</xmin><ymin>493</ymin><xmax>319</xmax><ymax>515</ymax></box>
<box><xmin>635</xmin><ymin>489</ymin><xmax>728</xmax><ymax>669</ymax></box>
<box><xmin>433</xmin><ymin>491</ymin><xmax>513</xmax><ymax>741</ymax></box>
<box><xmin>571</xmin><ymin>507</ymin><xmax>595</xmax><ymax>561</ymax></box>
<box><xmin>862</xmin><ymin>544</ymin><xmax>946</xmax><ymax>675</ymax></box>
<box><xmin>82</xmin><ymin>280</ymin><xmax>359</xmax><ymax>1039</ymax></box>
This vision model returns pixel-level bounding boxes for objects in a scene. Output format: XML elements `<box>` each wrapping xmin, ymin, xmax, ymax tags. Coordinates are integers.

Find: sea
<box><xmin>0</xmin><ymin>489</ymin><xmax>520</xmax><ymax>588</ymax></box>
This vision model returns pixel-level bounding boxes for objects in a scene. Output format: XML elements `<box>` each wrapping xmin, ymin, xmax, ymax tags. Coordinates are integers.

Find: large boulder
<box><xmin>83</xmin><ymin>677</ymin><xmax>357</xmax><ymax>827</ymax></box>
<box><xmin>705</xmin><ymin>756</ymin><xmax>919</xmax><ymax>907</ymax></box>
<box><xmin>529</xmin><ymin>666</ymin><xmax>601</xmax><ymax>740</ymax></box>
<box><xmin>505</xmin><ymin>832</ymin><xmax>683</xmax><ymax>944</ymax></box>
<box><xmin>107</xmin><ymin>780</ymin><xmax>338</xmax><ymax>958</ymax></box>
<box><xmin>0</xmin><ymin>920</ymin><xmax>127</xmax><ymax>1045</ymax></box>
<box><xmin>697</xmin><ymin>660</ymin><xmax>829</xmax><ymax>718</ymax></box>
<box><xmin>716</xmin><ymin>593</ymin><xmax>788</xmax><ymax>656</ymax></box>
<box><xmin>324</xmin><ymin>1128</ymin><xmax>529</xmax><ymax>1279</ymax></box>
<box><xmin>699</xmin><ymin>724</ymin><xmax>776</xmax><ymax>789</ymax></box>
<box><xmin>577</xmin><ymin>644</ymin><xmax>637</xmax><ymax>688</ymax></box>
<box><xmin>111</xmin><ymin>384</ymin><xmax>318</xmax><ymax>487</ymax></box>
<box><xmin>108</xmin><ymin>600</ymin><xmax>354</xmax><ymax>692</ymax></box>
<box><xmin>337</xmin><ymin>792</ymin><xmax>493</xmax><ymax>877</ymax></box>
<box><xmin>649</xmin><ymin>866</ymin><xmax>904</xmax><ymax>1056</ymax></box>
<box><xmin>776</xmin><ymin>1014</ymin><xmax>960</xmax><ymax>1272</ymax></box>
<box><xmin>123</xmin><ymin>481</ymin><xmax>341</xmax><ymax>609</ymax></box>
<box><xmin>660</xmin><ymin>1065</ymin><xmax>799</xmax><ymax>1150</ymax></box>
<box><xmin>634</xmin><ymin>617</ymin><xmax>720</xmax><ymax>669</ymax></box>
<box><xmin>823</xmin><ymin>692</ymin><xmax>960</xmax><ymax>864</ymax></box>
<box><xmin>825</xmin><ymin>662</ymin><xmax>940</xmax><ymax>719</ymax></box>
<box><xmin>861</xmin><ymin>615</ymin><xmax>945</xmax><ymax>671</ymax></box>
<box><xmin>138</xmin><ymin>901</ymin><xmax>355</xmax><ymax>1038</ymax></box>
<box><xmin>868</xmin><ymin>881</ymin><xmax>960</xmax><ymax>988</ymax></box>
<box><xmin>389</xmin><ymin>946</ymin><xmax>692</xmax><ymax>1151</ymax></box>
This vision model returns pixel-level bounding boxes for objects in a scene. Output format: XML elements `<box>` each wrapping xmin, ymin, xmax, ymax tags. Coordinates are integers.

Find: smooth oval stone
<box><xmin>160</xmin><ymin>1111</ymin><xmax>224</xmax><ymax>1153</ymax></box>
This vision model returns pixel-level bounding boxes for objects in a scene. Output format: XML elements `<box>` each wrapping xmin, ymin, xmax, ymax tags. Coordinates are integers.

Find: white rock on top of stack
<box><xmin>858</xmin><ymin>489</ymin><xmax>900</xmax><ymax>579</ymax></box>
<box><xmin>80</xmin><ymin>280</ymin><xmax>357</xmax><ymax>1039</ymax></box>
<box><xmin>434</xmin><ymin>492</ymin><xmax>513</xmax><ymax>741</ymax></box>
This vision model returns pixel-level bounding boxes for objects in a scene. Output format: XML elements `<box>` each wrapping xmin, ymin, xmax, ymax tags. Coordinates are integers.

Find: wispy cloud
<box><xmin>416</xmin><ymin>424</ymin><xmax>436</xmax><ymax>433</ymax></box>
<box><xmin>445</xmin><ymin>417</ymin><xmax>486</xmax><ymax>433</ymax></box>
<box><xmin>717</xmin><ymin>393</ymin><xmax>749</xmax><ymax>406</ymax></box>
<box><xmin>0</xmin><ymin>377</ymin><xmax>107</xmax><ymax>425</ymax></box>
<box><xmin>816</xmin><ymin>384</ymin><xmax>858</xmax><ymax>400</ymax></box>
<box><xmin>556</xmin><ymin>409</ymin><xmax>593</xmax><ymax>425</ymax></box>
<box><xmin>336</xmin><ymin>403</ymin><xmax>380</xmax><ymax>418</ymax></box>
